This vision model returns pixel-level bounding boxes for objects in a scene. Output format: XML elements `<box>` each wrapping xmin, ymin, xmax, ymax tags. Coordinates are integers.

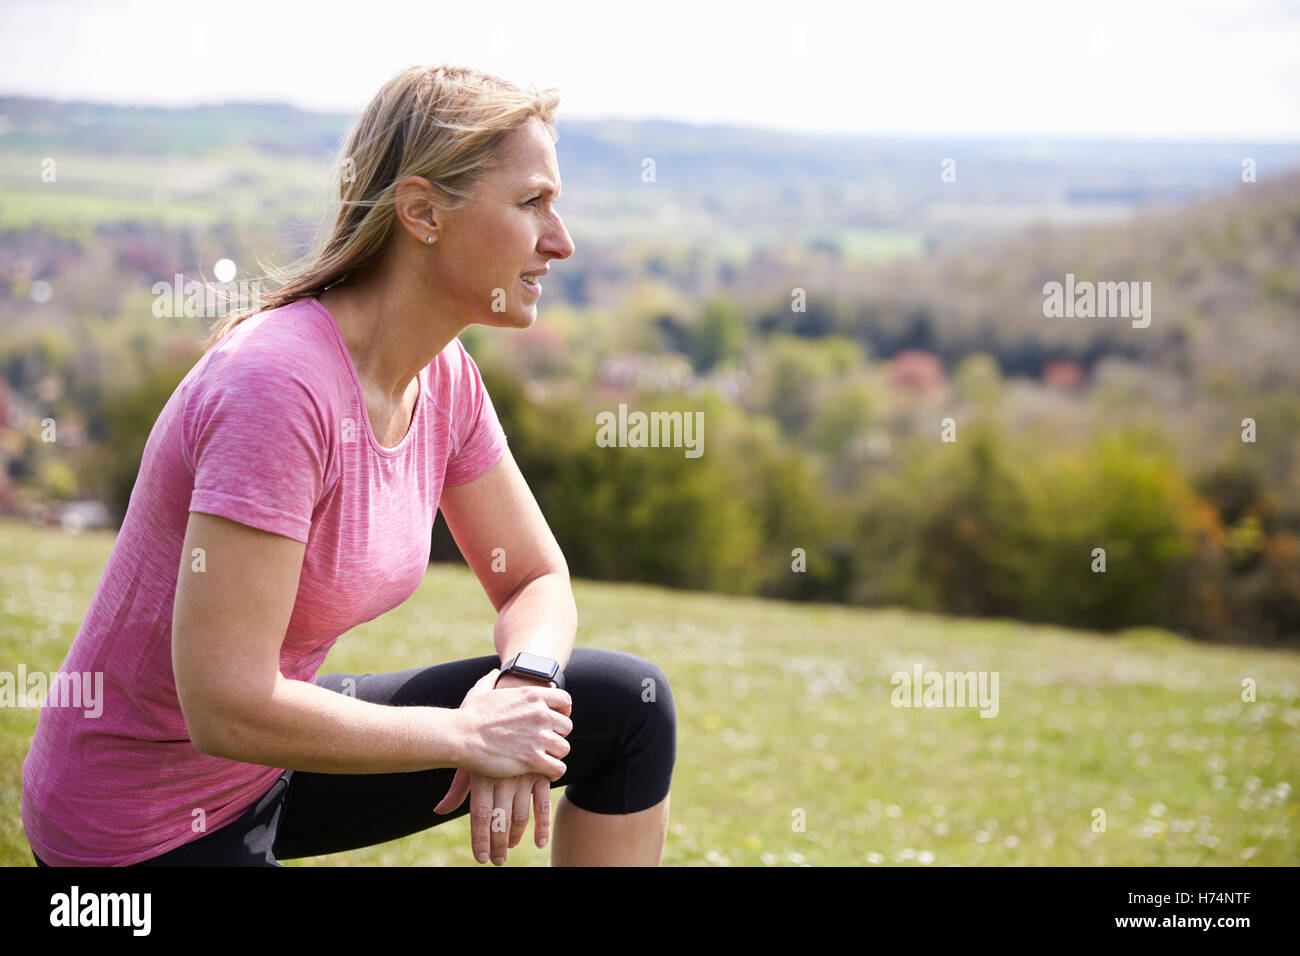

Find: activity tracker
<box><xmin>494</xmin><ymin>651</ymin><xmax>565</xmax><ymax>689</ymax></box>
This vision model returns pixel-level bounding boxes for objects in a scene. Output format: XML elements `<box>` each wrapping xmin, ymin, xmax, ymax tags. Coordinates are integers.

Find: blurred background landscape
<box><xmin>2</xmin><ymin>97</ymin><xmax>1298</xmax><ymax>646</ymax></box>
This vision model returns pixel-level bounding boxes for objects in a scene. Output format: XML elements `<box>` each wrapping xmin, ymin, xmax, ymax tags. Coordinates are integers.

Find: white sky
<box><xmin>1</xmin><ymin>0</ymin><xmax>1297</xmax><ymax>140</ymax></box>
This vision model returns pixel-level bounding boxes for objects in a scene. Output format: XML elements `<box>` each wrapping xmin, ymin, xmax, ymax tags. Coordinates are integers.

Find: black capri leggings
<box><xmin>31</xmin><ymin>647</ymin><xmax>676</xmax><ymax>867</ymax></box>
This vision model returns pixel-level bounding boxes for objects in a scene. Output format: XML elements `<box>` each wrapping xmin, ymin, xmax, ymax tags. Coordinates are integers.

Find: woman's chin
<box><xmin>504</xmin><ymin>304</ymin><xmax>538</xmax><ymax>329</ymax></box>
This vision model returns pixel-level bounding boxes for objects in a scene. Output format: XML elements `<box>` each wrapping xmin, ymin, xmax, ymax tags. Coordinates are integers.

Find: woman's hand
<box><xmin>436</xmin><ymin>769</ymin><xmax>553</xmax><ymax>864</ymax></box>
<box><xmin>433</xmin><ymin>669</ymin><xmax>572</xmax><ymax>863</ymax></box>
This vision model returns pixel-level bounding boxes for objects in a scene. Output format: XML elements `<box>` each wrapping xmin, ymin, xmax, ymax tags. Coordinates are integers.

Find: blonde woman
<box><xmin>21</xmin><ymin>64</ymin><xmax>675</xmax><ymax>867</ymax></box>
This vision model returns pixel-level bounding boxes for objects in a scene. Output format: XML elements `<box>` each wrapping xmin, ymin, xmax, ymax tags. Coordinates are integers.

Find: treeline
<box><xmin>440</xmin><ymin>363</ymin><xmax>1298</xmax><ymax>647</ymax></box>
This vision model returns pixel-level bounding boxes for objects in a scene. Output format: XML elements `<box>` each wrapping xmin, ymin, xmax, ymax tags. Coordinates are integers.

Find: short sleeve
<box><xmin>182</xmin><ymin>353</ymin><xmax>335</xmax><ymax>543</ymax></box>
<box><xmin>443</xmin><ymin>341</ymin><xmax>509</xmax><ymax>487</ymax></box>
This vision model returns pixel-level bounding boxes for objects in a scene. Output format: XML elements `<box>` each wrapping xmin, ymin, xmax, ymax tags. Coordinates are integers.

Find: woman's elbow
<box><xmin>178</xmin><ymin>685</ymin><xmax>260</xmax><ymax>759</ymax></box>
<box><xmin>179</xmin><ymin>697</ymin><xmax>230</xmax><ymax>757</ymax></box>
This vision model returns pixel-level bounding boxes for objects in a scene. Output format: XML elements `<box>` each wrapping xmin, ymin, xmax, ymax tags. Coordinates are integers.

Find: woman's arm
<box><xmin>434</xmin><ymin>448</ymin><xmax>578</xmax><ymax>863</ymax></box>
<box><xmin>437</xmin><ymin>448</ymin><xmax>576</xmax><ymax>669</ymax></box>
<box><xmin>172</xmin><ymin>511</ymin><xmax>569</xmax><ymax>777</ymax></box>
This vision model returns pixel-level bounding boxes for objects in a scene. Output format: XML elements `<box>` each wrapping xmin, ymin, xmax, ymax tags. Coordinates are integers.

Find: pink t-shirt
<box><xmin>21</xmin><ymin>297</ymin><xmax>508</xmax><ymax>866</ymax></box>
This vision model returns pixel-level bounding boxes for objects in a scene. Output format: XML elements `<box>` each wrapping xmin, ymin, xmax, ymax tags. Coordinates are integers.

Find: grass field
<box><xmin>2</xmin><ymin>518</ymin><xmax>1297</xmax><ymax>866</ymax></box>
<box><xmin>0</xmin><ymin>147</ymin><xmax>333</xmax><ymax>228</ymax></box>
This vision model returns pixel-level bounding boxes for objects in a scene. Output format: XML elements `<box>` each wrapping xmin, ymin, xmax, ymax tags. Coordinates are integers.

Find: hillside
<box><xmin>2</xmin><ymin>519</ymin><xmax>1297</xmax><ymax>866</ymax></box>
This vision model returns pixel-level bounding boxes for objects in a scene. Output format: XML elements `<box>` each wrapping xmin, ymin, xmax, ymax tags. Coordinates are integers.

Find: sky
<box><xmin>1</xmin><ymin>0</ymin><xmax>1297</xmax><ymax>141</ymax></box>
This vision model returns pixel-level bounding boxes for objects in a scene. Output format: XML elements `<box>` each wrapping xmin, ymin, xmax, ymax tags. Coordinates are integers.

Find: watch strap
<box><xmin>494</xmin><ymin>653</ymin><xmax>565</xmax><ymax>690</ymax></box>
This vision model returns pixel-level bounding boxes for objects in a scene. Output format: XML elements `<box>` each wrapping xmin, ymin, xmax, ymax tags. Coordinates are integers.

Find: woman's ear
<box><xmin>393</xmin><ymin>175</ymin><xmax>449</xmax><ymax>244</ymax></box>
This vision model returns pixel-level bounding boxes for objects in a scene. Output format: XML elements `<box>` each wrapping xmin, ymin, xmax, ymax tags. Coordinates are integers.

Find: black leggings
<box><xmin>32</xmin><ymin>647</ymin><xmax>676</xmax><ymax>867</ymax></box>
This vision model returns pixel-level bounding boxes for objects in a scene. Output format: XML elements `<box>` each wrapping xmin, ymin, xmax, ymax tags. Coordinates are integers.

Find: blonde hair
<box><xmin>200</xmin><ymin>63</ymin><xmax>560</xmax><ymax>352</ymax></box>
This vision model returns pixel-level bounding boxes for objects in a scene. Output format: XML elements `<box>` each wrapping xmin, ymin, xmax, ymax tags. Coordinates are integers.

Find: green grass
<box><xmin>0</xmin><ymin>146</ymin><xmax>333</xmax><ymax>227</ymax></box>
<box><xmin>2</xmin><ymin>517</ymin><xmax>1297</xmax><ymax>866</ymax></box>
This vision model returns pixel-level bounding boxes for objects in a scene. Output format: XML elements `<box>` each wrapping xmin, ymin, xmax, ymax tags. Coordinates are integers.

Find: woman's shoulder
<box><xmin>181</xmin><ymin>299</ymin><xmax>346</xmax><ymax>501</ymax></box>
<box><xmin>206</xmin><ymin>297</ymin><xmax>335</xmax><ymax>361</ymax></box>
<box><xmin>425</xmin><ymin>334</ymin><xmax>490</xmax><ymax>417</ymax></box>
<box><xmin>195</xmin><ymin>298</ymin><xmax>351</xmax><ymax>404</ymax></box>
<box><xmin>434</xmin><ymin>334</ymin><xmax>491</xmax><ymax>390</ymax></box>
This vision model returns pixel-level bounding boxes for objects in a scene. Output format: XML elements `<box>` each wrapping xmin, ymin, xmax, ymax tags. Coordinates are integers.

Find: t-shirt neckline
<box><xmin>306</xmin><ymin>297</ymin><xmax>423</xmax><ymax>457</ymax></box>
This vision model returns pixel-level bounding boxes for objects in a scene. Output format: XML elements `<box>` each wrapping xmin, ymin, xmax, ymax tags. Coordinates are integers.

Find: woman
<box><xmin>21</xmin><ymin>64</ymin><xmax>676</xmax><ymax>867</ymax></box>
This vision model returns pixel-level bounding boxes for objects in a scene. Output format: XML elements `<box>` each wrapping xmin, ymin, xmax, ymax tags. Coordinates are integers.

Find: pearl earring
<box><xmin>425</xmin><ymin>236</ymin><xmax>434</xmax><ymax>243</ymax></box>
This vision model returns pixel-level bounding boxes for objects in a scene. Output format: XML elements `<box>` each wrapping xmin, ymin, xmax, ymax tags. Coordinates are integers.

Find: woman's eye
<box><xmin>525</xmin><ymin>196</ymin><xmax>542</xmax><ymax>206</ymax></box>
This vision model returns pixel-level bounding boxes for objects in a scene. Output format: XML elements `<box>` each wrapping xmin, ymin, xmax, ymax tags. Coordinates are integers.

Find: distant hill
<box><xmin>3</xmin><ymin>96</ymin><xmax>1300</xmax><ymax>245</ymax></box>
<box><xmin>0</xmin><ymin>98</ymin><xmax>349</xmax><ymax>156</ymax></box>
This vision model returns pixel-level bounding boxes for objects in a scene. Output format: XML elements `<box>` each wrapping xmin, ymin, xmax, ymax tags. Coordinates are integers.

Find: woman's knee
<box><xmin>568</xmin><ymin>645</ymin><xmax>673</xmax><ymax>701</ymax></box>
<box><xmin>566</xmin><ymin>647</ymin><xmax>676</xmax><ymax>742</ymax></box>
<box><xmin>561</xmin><ymin>648</ymin><xmax>676</xmax><ymax>811</ymax></box>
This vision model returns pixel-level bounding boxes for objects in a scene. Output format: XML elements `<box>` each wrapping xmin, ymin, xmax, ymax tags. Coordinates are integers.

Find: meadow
<box><xmin>1</xmin><ymin>518</ymin><xmax>1297</xmax><ymax>866</ymax></box>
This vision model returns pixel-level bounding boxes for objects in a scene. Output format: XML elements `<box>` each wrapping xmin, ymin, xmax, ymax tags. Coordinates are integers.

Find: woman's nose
<box><xmin>543</xmin><ymin>214</ymin><xmax>575</xmax><ymax>260</ymax></box>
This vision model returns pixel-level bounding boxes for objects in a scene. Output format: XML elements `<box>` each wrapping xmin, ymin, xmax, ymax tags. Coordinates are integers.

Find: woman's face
<box><xmin>429</xmin><ymin>116</ymin><xmax>575</xmax><ymax>330</ymax></box>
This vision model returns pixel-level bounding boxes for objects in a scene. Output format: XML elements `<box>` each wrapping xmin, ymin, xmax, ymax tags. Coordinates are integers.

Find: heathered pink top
<box><xmin>21</xmin><ymin>297</ymin><xmax>509</xmax><ymax>866</ymax></box>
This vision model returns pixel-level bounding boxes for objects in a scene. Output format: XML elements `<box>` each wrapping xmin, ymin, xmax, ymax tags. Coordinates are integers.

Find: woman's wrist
<box><xmin>434</xmin><ymin>705</ymin><xmax>472</xmax><ymax>768</ymax></box>
<box><xmin>493</xmin><ymin>672</ymin><xmax>554</xmax><ymax>690</ymax></box>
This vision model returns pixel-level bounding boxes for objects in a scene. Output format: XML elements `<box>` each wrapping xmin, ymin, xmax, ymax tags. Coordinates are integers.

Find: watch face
<box><xmin>515</xmin><ymin>652</ymin><xmax>556</xmax><ymax>678</ymax></box>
